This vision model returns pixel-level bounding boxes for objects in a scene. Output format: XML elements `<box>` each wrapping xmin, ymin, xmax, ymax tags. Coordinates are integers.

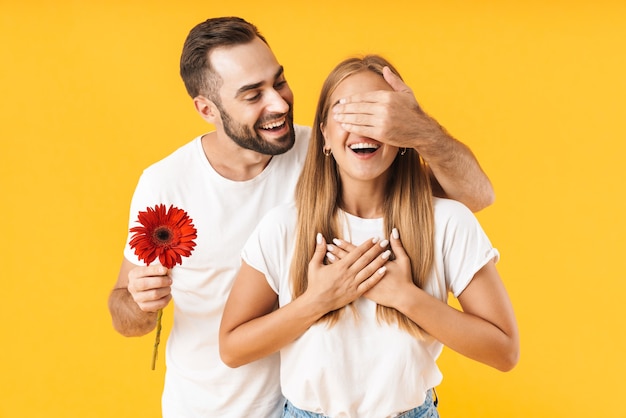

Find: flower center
<box><xmin>153</xmin><ymin>226</ymin><xmax>173</xmax><ymax>245</ymax></box>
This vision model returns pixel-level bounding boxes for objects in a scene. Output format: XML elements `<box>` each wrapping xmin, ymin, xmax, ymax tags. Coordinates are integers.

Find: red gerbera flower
<box><xmin>129</xmin><ymin>204</ymin><xmax>197</xmax><ymax>269</ymax></box>
<box><xmin>128</xmin><ymin>204</ymin><xmax>197</xmax><ymax>370</ymax></box>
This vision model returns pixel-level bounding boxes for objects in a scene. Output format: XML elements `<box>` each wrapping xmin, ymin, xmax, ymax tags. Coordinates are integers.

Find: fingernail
<box><xmin>333</xmin><ymin>238</ymin><xmax>342</xmax><ymax>246</ymax></box>
<box><xmin>377</xmin><ymin>266</ymin><xmax>387</xmax><ymax>275</ymax></box>
<box><xmin>326</xmin><ymin>252</ymin><xmax>336</xmax><ymax>261</ymax></box>
<box><xmin>392</xmin><ymin>228</ymin><xmax>399</xmax><ymax>239</ymax></box>
<box><xmin>371</xmin><ymin>237</ymin><xmax>380</xmax><ymax>244</ymax></box>
<box><xmin>316</xmin><ymin>233</ymin><xmax>323</xmax><ymax>244</ymax></box>
<box><xmin>327</xmin><ymin>244</ymin><xmax>334</xmax><ymax>252</ymax></box>
<box><xmin>379</xmin><ymin>239</ymin><xmax>389</xmax><ymax>248</ymax></box>
<box><xmin>381</xmin><ymin>250</ymin><xmax>391</xmax><ymax>260</ymax></box>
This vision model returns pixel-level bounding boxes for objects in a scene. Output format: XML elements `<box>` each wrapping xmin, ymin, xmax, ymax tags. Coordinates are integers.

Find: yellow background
<box><xmin>2</xmin><ymin>0</ymin><xmax>625</xmax><ymax>417</ymax></box>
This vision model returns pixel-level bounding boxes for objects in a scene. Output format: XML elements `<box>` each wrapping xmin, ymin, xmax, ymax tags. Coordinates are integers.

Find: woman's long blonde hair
<box><xmin>290</xmin><ymin>55</ymin><xmax>435</xmax><ymax>338</ymax></box>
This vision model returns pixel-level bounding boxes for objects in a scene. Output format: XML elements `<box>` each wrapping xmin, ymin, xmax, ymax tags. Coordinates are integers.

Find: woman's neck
<box><xmin>340</xmin><ymin>178</ymin><xmax>386</xmax><ymax>219</ymax></box>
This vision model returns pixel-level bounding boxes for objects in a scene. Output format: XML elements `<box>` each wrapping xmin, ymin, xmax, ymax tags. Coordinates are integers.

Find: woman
<box><xmin>220</xmin><ymin>55</ymin><xmax>519</xmax><ymax>418</ymax></box>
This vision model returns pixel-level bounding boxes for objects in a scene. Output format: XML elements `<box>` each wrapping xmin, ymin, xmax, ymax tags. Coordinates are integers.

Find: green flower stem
<box><xmin>151</xmin><ymin>308</ymin><xmax>163</xmax><ymax>370</ymax></box>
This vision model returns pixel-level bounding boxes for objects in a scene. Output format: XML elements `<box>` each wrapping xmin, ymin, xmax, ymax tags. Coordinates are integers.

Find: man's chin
<box><xmin>257</xmin><ymin>128</ymin><xmax>295</xmax><ymax>155</ymax></box>
<box><xmin>265</xmin><ymin>136</ymin><xmax>295</xmax><ymax>155</ymax></box>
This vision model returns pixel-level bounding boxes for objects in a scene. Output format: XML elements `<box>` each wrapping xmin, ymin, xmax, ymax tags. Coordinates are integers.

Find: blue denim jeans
<box><xmin>282</xmin><ymin>389</ymin><xmax>439</xmax><ymax>418</ymax></box>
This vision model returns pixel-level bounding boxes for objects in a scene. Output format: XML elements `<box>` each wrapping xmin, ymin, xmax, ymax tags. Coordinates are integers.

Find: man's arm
<box><xmin>417</xmin><ymin>119</ymin><xmax>495</xmax><ymax>213</ymax></box>
<box><xmin>331</xmin><ymin>66</ymin><xmax>494</xmax><ymax>212</ymax></box>
<box><xmin>108</xmin><ymin>258</ymin><xmax>172</xmax><ymax>337</ymax></box>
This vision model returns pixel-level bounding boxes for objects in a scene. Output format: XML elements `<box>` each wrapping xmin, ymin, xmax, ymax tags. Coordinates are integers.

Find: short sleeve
<box><xmin>435</xmin><ymin>199</ymin><xmax>499</xmax><ymax>297</ymax></box>
<box><xmin>123</xmin><ymin>170</ymin><xmax>162</xmax><ymax>265</ymax></box>
<box><xmin>241</xmin><ymin>203</ymin><xmax>297</xmax><ymax>295</ymax></box>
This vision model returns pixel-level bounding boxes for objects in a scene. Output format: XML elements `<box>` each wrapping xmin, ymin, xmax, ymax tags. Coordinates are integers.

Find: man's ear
<box><xmin>193</xmin><ymin>95</ymin><xmax>219</xmax><ymax>123</ymax></box>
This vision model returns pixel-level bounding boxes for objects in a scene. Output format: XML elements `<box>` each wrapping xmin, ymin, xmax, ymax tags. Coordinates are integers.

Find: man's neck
<box><xmin>201</xmin><ymin>131</ymin><xmax>272</xmax><ymax>181</ymax></box>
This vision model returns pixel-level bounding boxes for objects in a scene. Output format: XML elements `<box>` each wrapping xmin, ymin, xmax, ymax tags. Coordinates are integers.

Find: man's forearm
<box><xmin>417</xmin><ymin>120</ymin><xmax>495</xmax><ymax>212</ymax></box>
<box><xmin>108</xmin><ymin>288</ymin><xmax>157</xmax><ymax>337</ymax></box>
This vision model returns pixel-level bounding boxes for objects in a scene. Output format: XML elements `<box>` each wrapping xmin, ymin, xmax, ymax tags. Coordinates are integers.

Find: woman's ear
<box><xmin>320</xmin><ymin>122</ymin><xmax>332</xmax><ymax>151</ymax></box>
<box><xmin>320</xmin><ymin>121</ymin><xmax>327</xmax><ymax>141</ymax></box>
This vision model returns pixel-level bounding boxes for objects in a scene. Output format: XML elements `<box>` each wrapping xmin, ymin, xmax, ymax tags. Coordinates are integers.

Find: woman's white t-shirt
<box><xmin>242</xmin><ymin>197</ymin><xmax>499</xmax><ymax>418</ymax></box>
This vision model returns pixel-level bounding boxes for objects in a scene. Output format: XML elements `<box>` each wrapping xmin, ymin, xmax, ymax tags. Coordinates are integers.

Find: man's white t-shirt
<box><xmin>242</xmin><ymin>198</ymin><xmax>499</xmax><ymax>418</ymax></box>
<box><xmin>123</xmin><ymin>125</ymin><xmax>311</xmax><ymax>417</ymax></box>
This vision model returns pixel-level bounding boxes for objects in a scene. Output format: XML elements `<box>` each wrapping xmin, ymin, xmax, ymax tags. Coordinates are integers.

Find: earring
<box><xmin>323</xmin><ymin>147</ymin><xmax>332</xmax><ymax>156</ymax></box>
<box><xmin>400</xmin><ymin>148</ymin><xmax>407</xmax><ymax>156</ymax></box>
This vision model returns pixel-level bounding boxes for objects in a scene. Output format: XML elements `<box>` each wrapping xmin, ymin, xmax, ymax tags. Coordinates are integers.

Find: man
<box><xmin>108</xmin><ymin>16</ymin><xmax>494</xmax><ymax>417</ymax></box>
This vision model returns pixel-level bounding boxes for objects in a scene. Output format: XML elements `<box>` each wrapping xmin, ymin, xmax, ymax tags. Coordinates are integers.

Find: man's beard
<box><xmin>218</xmin><ymin>104</ymin><xmax>296</xmax><ymax>156</ymax></box>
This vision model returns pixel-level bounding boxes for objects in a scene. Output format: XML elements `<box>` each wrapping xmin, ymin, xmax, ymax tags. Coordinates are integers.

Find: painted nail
<box><xmin>333</xmin><ymin>238</ymin><xmax>342</xmax><ymax>246</ymax></box>
<box><xmin>316</xmin><ymin>233</ymin><xmax>323</xmax><ymax>244</ymax></box>
<box><xmin>392</xmin><ymin>228</ymin><xmax>399</xmax><ymax>239</ymax></box>
<box><xmin>381</xmin><ymin>250</ymin><xmax>391</xmax><ymax>260</ymax></box>
<box><xmin>326</xmin><ymin>252</ymin><xmax>336</xmax><ymax>262</ymax></box>
<box><xmin>377</xmin><ymin>266</ymin><xmax>387</xmax><ymax>275</ymax></box>
<box><xmin>327</xmin><ymin>244</ymin><xmax>334</xmax><ymax>252</ymax></box>
<box><xmin>380</xmin><ymin>239</ymin><xmax>389</xmax><ymax>248</ymax></box>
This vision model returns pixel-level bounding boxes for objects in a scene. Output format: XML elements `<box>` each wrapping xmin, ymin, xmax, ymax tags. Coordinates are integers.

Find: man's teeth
<box><xmin>260</xmin><ymin>119</ymin><xmax>285</xmax><ymax>130</ymax></box>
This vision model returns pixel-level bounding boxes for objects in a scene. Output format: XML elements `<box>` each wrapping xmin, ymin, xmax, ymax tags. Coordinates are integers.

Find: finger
<box><xmin>348</xmin><ymin>241</ymin><xmax>390</xmax><ymax>278</ymax></box>
<box><xmin>335</xmin><ymin>112</ymin><xmax>379</xmax><ymax>129</ymax></box>
<box><xmin>333</xmin><ymin>90</ymin><xmax>385</xmax><ymax>108</ymax></box>
<box><xmin>332</xmin><ymin>98</ymin><xmax>386</xmax><ymax>118</ymax></box>
<box><xmin>134</xmin><ymin>285</ymin><xmax>172</xmax><ymax>303</ymax></box>
<box><xmin>311</xmin><ymin>232</ymin><xmax>327</xmax><ymax>265</ymax></box>
<box><xmin>357</xmin><ymin>265</ymin><xmax>387</xmax><ymax>294</ymax></box>
<box><xmin>326</xmin><ymin>241</ymin><xmax>351</xmax><ymax>262</ymax></box>
<box><xmin>128</xmin><ymin>273</ymin><xmax>172</xmax><ymax>293</ymax></box>
<box><xmin>382</xmin><ymin>66</ymin><xmax>413</xmax><ymax>94</ymax></box>
<box><xmin>335</xmin><ymin>237</ymin><xmax>378</xmax><ymax>266</ymax></box>
<box><xmin>145</xmin><ymin>264</ymin><xmax>169</xmax><ymax>276</ymax></box>
<box><xmin>137</xmin><ymin>293</ymin><xmax>172</xmax><ymax>312</ymax></box>
<box><xmin>331</xmin><ymin>238</ymin><xmax>370</xmax><ymax>253</ymax></box>
<box><xmin>337</xmin><ymin>237</ymin><xmax>388</xmax><ymax>254</ymax></box>
<box><xmin>339</xmin><ymin>124</ymin><xmax>378</xmax><ymax>142</ymax></box>
<box><xmin>389</xmin><ymin>228</ymin><xmax>408</xmax><ymax>258</ymax></box>
<box><xmin>328</xmin><ymin>238</ymin><xmax>356</xmax><ymax>261</ymax></box>
<box><xmin>335</xmin><ymin>236</ymin><xmax>386</xmax><ymax>271</ymax></box>
<box><xmin>129</xmin><ymin>264</ymin><xmax>168</xmax><ymax>280</ymax></box>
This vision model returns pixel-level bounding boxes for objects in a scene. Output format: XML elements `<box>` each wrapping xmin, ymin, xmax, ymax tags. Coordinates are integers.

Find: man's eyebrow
<box><xmin>235</xmin><ymin>66</ymin><xmax>285</xmax><ymax>98</ymax></box>
<box><xmin>274</xmin><ymin>66</ymin><xmax>285</xmax><ymax>81</ymax></box>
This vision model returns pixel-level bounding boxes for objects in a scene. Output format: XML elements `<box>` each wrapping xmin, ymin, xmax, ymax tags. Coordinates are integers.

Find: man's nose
<box><xmin>265</xmin><ymin>89</ymin><xmax>290</xmax><ymax>113</ymax></box>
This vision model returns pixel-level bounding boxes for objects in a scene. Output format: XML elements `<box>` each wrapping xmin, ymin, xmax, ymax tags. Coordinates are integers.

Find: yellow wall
<box><xmin>2</xmin><ymin>1</ymin><xmax>625</xmax><ymax>416</ymax></box>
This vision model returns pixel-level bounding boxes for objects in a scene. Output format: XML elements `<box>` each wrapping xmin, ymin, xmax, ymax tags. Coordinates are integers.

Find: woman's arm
<box><xmin>219</xmin><ymin>261</ymin><xmax>326</xmax><ymax>367</ymax></box>
<box><xmin>399</xmin><ymin>261</ymin><xmax>519</xmax><ymax>371</ymax></box>
<box><xmin>362</xmin><ymin>231</ymin><xmax>519</xmax><ymax>372</ymax></box>
<box><xmin>219</xmin><ymin>235</ymin><xmax>390</xmax><ymax>367</ymax></box>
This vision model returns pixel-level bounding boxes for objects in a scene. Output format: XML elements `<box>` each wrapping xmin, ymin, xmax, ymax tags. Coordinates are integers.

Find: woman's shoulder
<box><xmin>433</xmin><ymin>196</ymin><xmax>474</xmax><ymax>218</ymax></box>
<box><xmin>432</xmin><ymin>197</ymin><xmax>483</xmax><ymax>234</ymax></box>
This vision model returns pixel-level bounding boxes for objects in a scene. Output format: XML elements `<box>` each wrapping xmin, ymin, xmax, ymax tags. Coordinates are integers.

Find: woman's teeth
<box><xmin>349</xmin><ymin>143</ymin><xmax>380</xmax><ymax>153</ymax></box>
